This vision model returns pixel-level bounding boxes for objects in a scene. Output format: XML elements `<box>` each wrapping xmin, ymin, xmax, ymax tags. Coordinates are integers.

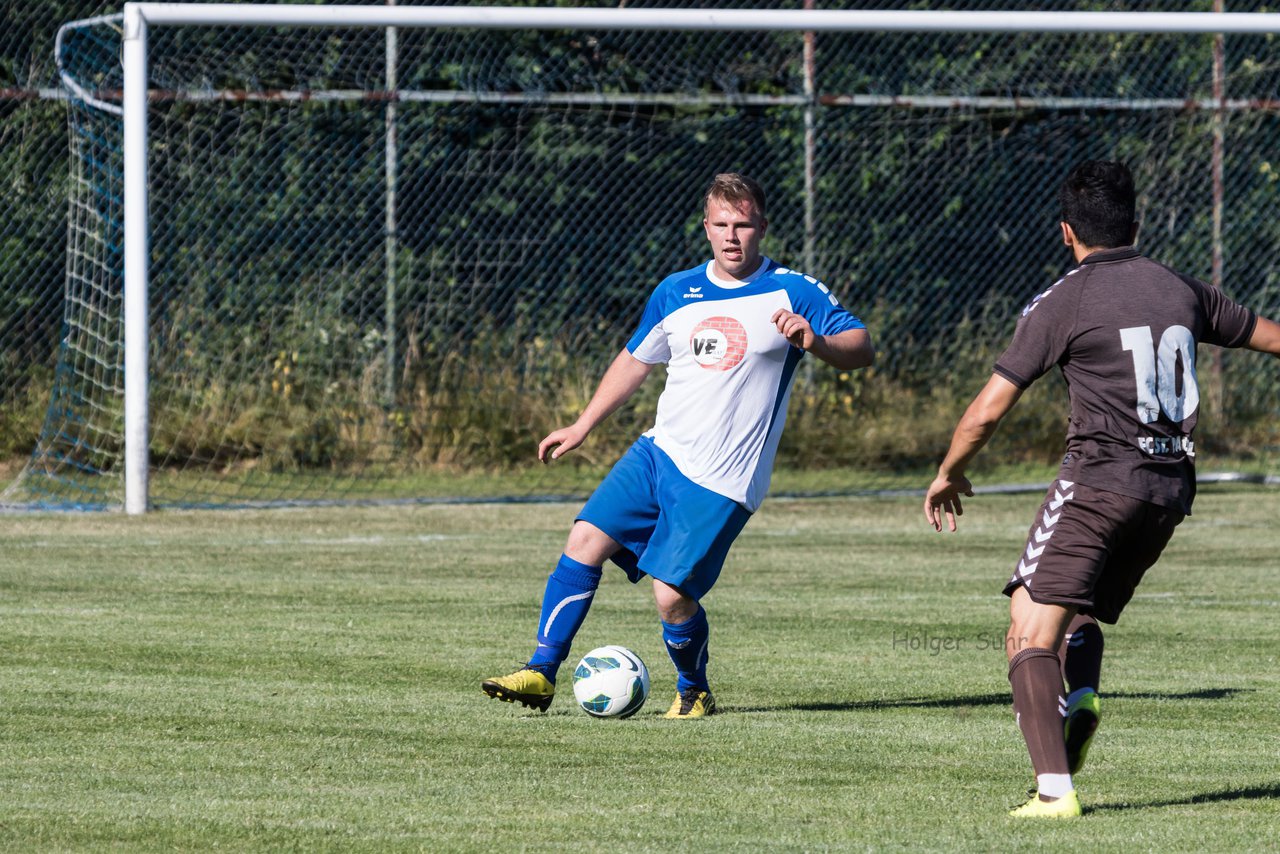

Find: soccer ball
<box><xmin>571</xmin><ymin>645</ymin><xmax>650</xmax><ymax>718</ymax></box>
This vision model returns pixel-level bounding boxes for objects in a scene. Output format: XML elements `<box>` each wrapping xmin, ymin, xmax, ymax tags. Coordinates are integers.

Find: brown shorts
<box><xmin>1002</xmin><ymin>479</ymin><xmax>1184</xmax><ymax>624</ymax></box>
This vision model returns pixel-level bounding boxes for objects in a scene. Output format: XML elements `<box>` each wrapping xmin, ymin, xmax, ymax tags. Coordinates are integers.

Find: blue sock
<box><xmin>527</xmin><ymin>554</ymin><xmax>602</xmax><ymax>683</ymax></box>
<box><xmin>662</xmin><ymin>606</ymin><xmax>710</xmax><ymax>693</ymax></box>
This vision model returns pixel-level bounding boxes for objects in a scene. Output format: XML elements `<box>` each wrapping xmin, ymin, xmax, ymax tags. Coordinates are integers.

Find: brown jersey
<box><xmin>994</xmin><ymin>247</ymin><xmax>1257</xmax><ymax>514</ymax></box>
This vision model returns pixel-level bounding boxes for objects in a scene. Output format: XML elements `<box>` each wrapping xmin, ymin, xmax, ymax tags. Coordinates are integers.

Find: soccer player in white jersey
<box><xmin>483</xmin><ymin>173</ymin><xmax>874</xmax><ymax>717</ymax></box>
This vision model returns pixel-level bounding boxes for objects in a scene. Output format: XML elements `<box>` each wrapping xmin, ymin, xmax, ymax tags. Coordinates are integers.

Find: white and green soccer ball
<box><xmin>571</xmin><ymin>645</ymin><xmax>650</xmax><ymax>718</ymax></box>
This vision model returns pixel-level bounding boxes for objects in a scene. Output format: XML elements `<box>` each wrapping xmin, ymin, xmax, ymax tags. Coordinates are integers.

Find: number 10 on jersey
<box><xmin>1120</xmin><ymin>325</ymin><xmax>1199</xmax><ymax>424</ymax></box>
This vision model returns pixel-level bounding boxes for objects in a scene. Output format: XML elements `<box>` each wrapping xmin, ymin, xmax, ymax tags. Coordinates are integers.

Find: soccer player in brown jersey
<box><xmin>924</xmin><ymin>160</ymin><xmax>1280</xmax><ymax>818</ymax></box>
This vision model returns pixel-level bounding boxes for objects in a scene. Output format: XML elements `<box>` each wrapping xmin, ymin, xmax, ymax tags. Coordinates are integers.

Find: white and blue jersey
<box><xmin>626</xmin><ymin>256</ymin><xmax>864</xmax><ymax>511</ymax></box>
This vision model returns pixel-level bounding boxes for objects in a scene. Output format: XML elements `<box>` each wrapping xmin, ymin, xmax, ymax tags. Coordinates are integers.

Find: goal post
<box><xmin>16</xmin><ymin>4</ymin><xmax>1280</xmax><ymax>513</ymax></box>
<box><xmin>123</xmin><ymin>5</ymin><xmax>150</xmax><ymax>515</ymax></box>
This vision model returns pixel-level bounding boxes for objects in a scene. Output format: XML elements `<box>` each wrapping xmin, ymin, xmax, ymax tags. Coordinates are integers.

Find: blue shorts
<box><xmin>577</xmin><ymin>436</ymin><xmax>752</xmax><ymax>601</ymax></box>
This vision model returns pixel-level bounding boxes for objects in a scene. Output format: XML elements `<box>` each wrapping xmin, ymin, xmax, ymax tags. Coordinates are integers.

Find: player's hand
<box><xmin>771</xmin><ymin>309</ymin><xmax>816</xmax><ymax>350</ymax></box>
<box><xmin>538</xmin><ymin>424</ymin><xmax>589</xmax><ymax>463</ymax></box>
<box><xmin>924</xmin><ymin>474</ymin><xmax>974</xmax><ymax>533</ymax></box>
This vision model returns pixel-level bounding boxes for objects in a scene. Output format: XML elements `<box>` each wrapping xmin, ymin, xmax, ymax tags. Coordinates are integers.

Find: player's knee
<box><xmin>657</xmin><ymin>600</ymin><xmax>698</xmax><ymax>624</ymax></box>
<box><xmin>1007</xmin><ymin>609</ymin><xmax>1077</xmax><ymax>658</ymax></box>
<box><xmin>564</xmin><ymin>521</ymin><xmax>620</xmax><ymax>565</ymax></box>
<box><xmin>653</xmin><ymin>581</ymin><xmax>698</xmax><ymax>624</ymax></box>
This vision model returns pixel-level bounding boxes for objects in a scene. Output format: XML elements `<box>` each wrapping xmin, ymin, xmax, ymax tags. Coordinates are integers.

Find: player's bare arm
<box><xmin>538</xmin><ymin>348</ymin><xmax>655</xmax><ymax>462</ymax></box>
<box><xmin>1245</xmin><ymin>315</ymin><xmax>1280</xmax><ymax>356</ymax></box>
<box><xmin>925</xmin><ymin>374</ymin><xmax>1024</xmax><ymax>532</ymax></box>
<box><xmin>770</xmin><ymin>309</ymin><xmax>875</xmax><ymax>370</ymax></box>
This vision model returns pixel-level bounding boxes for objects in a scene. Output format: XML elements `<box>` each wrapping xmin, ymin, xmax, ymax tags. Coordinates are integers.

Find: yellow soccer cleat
<box><xmin>481</xmin><ymin>668</ymin><xmax>555</xmax><ymax>712</ymax></box>
<box><xmin>1008</xmin><ymin>789</ymin><xmax>1082</xmax><ymax>819</ymax></box>
<box><xmin>1064</xmin><ymin>689</ymin><xmax>1101</xmax><ymax>775</ymax></box>
<box><xmin>664</xmin><ymin>688</ymin><xmax>716</xmax><ymax>719</ymax></box>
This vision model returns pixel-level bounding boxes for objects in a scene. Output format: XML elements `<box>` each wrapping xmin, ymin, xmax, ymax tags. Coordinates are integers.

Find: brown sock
<box><xmin>1008</xmin><ymin>647</ymin><xmax>1070</xmax><ymax>777</ymax></box>
<box><xmin>1059</xmin><ymin>614</ymin><xmax>1103</xmax><ymax>695</ymax></box>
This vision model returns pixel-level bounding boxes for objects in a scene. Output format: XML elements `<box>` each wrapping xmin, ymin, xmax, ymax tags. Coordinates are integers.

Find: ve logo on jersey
<box><xmin>690</xmin><ymin>316</ymin><xmax>747</xmax><ymax>371</ymax></box>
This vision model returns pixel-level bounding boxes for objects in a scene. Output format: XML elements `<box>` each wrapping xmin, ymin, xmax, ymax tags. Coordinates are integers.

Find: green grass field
<box><xmin>2</xmin><ymin>487</ymin><xmax>1277</xmax><ymax>850</ymax></box>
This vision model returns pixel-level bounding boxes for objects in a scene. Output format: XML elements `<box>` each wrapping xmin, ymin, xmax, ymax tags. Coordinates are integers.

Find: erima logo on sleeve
<box><xmin>684</xmin><ymin>286</ymin><xmax>704</xmax><ymax>299</ymax></box>
<box><xmin>690</xmin><ymin>316</ymin><xmax>747</xmax><ymax>371</ymax></box>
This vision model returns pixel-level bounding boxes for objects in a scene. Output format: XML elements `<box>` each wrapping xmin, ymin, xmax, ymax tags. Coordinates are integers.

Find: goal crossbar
<box><xmin>126</xmin><ymin>4</ymin><xmax>1280</xmax><ymax>34</ymax></box>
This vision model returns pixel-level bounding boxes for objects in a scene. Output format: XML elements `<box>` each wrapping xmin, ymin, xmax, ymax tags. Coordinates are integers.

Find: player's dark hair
<box><xmin>1058</xmin><ymin>160</ymin><xmax>1136</xmax><ymax>249</ymax></box>
<box><xmin>704</xmin><ymin>172</ymin><xmax>766</xmax><ymax>219</ymax></box>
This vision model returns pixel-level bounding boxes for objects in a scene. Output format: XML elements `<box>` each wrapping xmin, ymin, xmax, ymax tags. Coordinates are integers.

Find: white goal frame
<box><xmin>119</xmin><ymin>3</ymin><xmax>1280</xmax><ymax>513</ymax></box>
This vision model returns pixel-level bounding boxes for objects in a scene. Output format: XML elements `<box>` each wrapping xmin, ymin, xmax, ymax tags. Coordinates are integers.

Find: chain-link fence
<box><xmin>3</xmin><ymin>1</ymin><xmax>1279</xmax><ymax>509</ymax></box>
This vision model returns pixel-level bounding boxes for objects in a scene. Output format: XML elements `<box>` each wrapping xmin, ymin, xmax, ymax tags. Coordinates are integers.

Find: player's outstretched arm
<box><xmin>770</xmin><ymin>309</ymin><xmax>874</xmax><ymax>370</ymax></box>
<box><xmin>924</xmin><ymin>374</ymin><xmax>1023</xmax><ymax>532</ymax></box>
<box><xmin>538</xmin><ymin>348</ymin><xmax>655</xmax><ymax>462</ymax></box>
<box><xmin>1245</xmin><ymin>316</ymin><xmax>1280</xmax><ymax>357</ymax></box>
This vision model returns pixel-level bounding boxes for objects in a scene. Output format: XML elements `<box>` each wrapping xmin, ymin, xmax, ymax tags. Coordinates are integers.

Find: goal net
<box><xmin>8</xmin><ymin>2</ymin><xmax>1280</xmax><ymax>510</ymax></box>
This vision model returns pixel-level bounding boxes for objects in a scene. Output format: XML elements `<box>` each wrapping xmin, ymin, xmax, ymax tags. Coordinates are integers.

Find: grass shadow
<box><xmin>1089</xmin><ymin>782</ymin><xmax>1280</xmax><ymax>813</ymax></box>
<box><xmin>1106</xmin><ymin>687</ymin><xmax>1246</xmax><ymax>701</ymax></box>
<box><xmin>732</xmin><ymin>693</ymin><xmax>1010</xmax><ymax>713</ymax></box>
<box><xmin>730</xmin><ymin>687</ymin><xmax>1250</xmax><ymax>714</ymax></box>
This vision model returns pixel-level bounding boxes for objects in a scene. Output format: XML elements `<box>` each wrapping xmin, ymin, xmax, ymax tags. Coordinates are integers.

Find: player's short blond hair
<box><xmin>703</xmin><ymin>173</ymin><xmax>766</xmax><ymax>219</ymax></box>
